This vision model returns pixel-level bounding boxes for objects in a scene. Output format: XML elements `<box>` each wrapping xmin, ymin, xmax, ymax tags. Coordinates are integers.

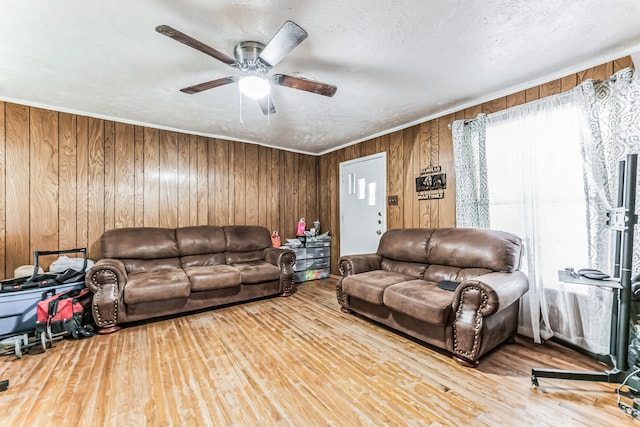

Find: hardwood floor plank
<box><xmin>0</xmin><ymin>278</ymin><xmax>635</xmax><ymax>426</ymax></box>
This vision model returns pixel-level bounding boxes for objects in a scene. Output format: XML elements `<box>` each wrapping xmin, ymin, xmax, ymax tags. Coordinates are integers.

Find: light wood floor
<box><xmin>0</xmin><ymin>278</ymin><xmax>636</xmax><ymax>426</ymax></box>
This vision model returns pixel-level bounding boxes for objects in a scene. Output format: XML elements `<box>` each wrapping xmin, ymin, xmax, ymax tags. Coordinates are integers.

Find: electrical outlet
<box><xmin>388</xmin><ymin>195</ymin><xmax>398</xmax><ymax>206</ymax></box>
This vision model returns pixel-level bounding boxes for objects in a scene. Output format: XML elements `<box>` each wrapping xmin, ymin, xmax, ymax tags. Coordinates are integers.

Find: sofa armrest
<box><xmin>338</xmin><ymin>254</ymin><xmax>382</xmax><ymax>277</ymax></box>
<box><xmin>85</xmin><ymin>258</ymin><xmax>128</xmax><ymax>333</ymax></box>
<box><xmin>336</xmin><ymin>254</ymin><xmax>382</xmax><ymax>308</ymax></box>
<box><xmin>451</xmin><ymin>271</ymin><xmax>529</xmax><ymax>362</ymax></box>
<box><xmin>264</xmin><ymin>247</ymin><xmax>296</xmax><ymax>296</ymax></box>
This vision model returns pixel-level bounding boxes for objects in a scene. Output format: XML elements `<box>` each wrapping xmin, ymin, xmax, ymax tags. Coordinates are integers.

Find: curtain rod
<box><xmin>447</xmin><ymin>118</ymin><xmax>474</xmax><ymax>130</ymax></box>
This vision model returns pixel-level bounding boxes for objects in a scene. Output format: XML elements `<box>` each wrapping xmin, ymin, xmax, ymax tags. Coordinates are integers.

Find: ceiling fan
<box><xmin>155</xmin><ymin>21</ymin><xmax>337</xmax><ymax>115</ymax></box>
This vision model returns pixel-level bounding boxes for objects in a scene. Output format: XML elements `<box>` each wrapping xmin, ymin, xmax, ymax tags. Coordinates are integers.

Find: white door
<box><xmin>340</xmin><ymin>152</ymin><xmax>387</xmax><ymax>256</ymax></box>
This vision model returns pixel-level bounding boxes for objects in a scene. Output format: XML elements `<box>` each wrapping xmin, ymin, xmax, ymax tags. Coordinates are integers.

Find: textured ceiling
<box><xmin>1</xmin><ymin>1</ymin><xmax>640</xmax><ymax>154</ymax></box>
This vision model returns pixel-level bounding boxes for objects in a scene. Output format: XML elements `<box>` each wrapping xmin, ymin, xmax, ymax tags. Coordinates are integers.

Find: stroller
<box><xmin>0</xmin><ymin>248</ymin><xmax>93</xmax><ymax>358</ymax></box>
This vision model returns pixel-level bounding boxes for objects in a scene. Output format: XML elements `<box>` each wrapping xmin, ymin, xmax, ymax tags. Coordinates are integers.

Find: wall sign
<box><xmin>416</xmin><ymin>165</ymin><xmax>446</xmax><ymax>200</ymax></box>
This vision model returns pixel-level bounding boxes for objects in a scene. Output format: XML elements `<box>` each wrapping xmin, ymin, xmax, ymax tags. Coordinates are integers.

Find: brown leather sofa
<box><xmin>337</xmin><ymin>227</ymin><xmax>529</xmax><ymax>367</ymax></box>
<box><xmin>85</xmin><ymin>225</ymin><xmax>295</xmax><ymax>333</ymax></box>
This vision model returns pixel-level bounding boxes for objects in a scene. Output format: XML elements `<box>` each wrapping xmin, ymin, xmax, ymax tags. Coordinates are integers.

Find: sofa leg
<box><xmin>97</xmin><ymin>325</ymin><xmax>121</xmax><ymax>335</ymax></box>
<box><xmin>340</xmin><ymin>306</ymin><xmax>352</xmax><ymax>314</ymax></box>
<box><xmin>453</xmin><ymin>355</ymin><xmax>479</xmax><ymax>368</ymax></box>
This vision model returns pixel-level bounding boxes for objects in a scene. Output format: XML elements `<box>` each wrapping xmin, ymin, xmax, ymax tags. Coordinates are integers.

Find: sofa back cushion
<box><xmin>376</xmin><ymin>229</ymin><xmax>434</xmax><ymax>263</ymax></box>
<box><xmin>226</xmin><ymin>250</ymin><xmax>265</xmax><ymax>264</ymax></box>
<box><xmin>180</xmin><ymin>254</ymin><xmax>226</xmax><ymax>268</ymax></box>
<box><xmin>176</xmin><ymin>226</ymin><xmax>227</xmax><ymax>268</ymax></box>
<box><xmin>101</xmin><ymin>227</ymin><xmax>179</xmax><ymax>260</ymax></box>
<box><xmin>426</xmin><ymin>228</ymin><xmax>522</xmax><ymax>272</ymax></box>
<box><xmin>423</xmin><ymin>265</ymin><xmax>493</xmax><ymax>283</ymax></box>
<box><xmin>122</xmin><ymin>257</ymin><xmax>182</xmax><ymax>275</ymax></box>
<box><xmin>223</xmin><ymin>226</ymin><xmax>272</xmax><ymax>252</ymax></box>
<box><xmin>176</xmin><ymin>226</ymin><xmax>226</xmax><ymax>256</ymax></box>
<box><xmin>221</xmin><ymin>226</ymin><xmax>271</xmax><ymax>265</ymax></box>
<box><xmin>380</xmin><ymin>258</ymin><xmax>427</xmax><ymax>279</ymax></box>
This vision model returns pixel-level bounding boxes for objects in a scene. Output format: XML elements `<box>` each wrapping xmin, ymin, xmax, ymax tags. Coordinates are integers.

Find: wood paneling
<box><xmin>0</xmin><ymin>103</ymin><xmax>5</xmax><ymax>277</ymax></box>
<box><xmin>58</xmin><ymin>113</ymin><xmax>77</xmax><ymax>252</ymax></box>
<box><xmin>318</xmin><ymin>56</ymin><xmax>634</xmax><ymax>273</ymax></box>
<box><xmin>7</xmin><ymin>104</ymin><xmax>31</xmax><ymax>273</ymax></box>
<box><xmin>0</xmin><ymin>57</ymin><xmax>632</xmax><ymax>277</ymax></box>
<box><xmin>0</xmin><ymin>104</ymin><xmax>318</xmax><ymax>278</ymax></box>
<box><xmin>0</xmin><ymin>279</ymin><xmax>633</xmax><ymax>426</ymax></box>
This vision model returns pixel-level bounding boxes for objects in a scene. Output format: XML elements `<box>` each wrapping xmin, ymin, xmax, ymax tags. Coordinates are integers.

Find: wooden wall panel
<box><xmin>213</xmin><ymin>138</ymin><xmax>229</xmax><ymax>225</ymax></box>
<box><xmin>245</xmin><ymin>144</ymin><xmax>259</xmax><ymax>224</ymax></box>
<box><xmin>143</xmin><ymin>128</ymin><xmax>159</xmax><ymax>228</ymax></box>
<box><xmin>30</xmin><ymin>108</ymin><xmax>59</xmax><ymax>269</ymax></box>
<box><xmin>87</xmin><ymin>118</ymin><xmax>105</xmax><ymax>257</ymax></box>
<box><xmin>115</xmin><ymin>123</ymin><xmax>135</xmax><ymax>229</ymax></box>
<box><xmin>418</xmin><ymin>122</ymin><xmax>431</xmax><ymax>228</ymax></box>
<box><xmin>429</xmin><ymin>119</ymin><xmax>440</xmax><ymax>227</ymax></box>
<box><xmin>257</xmin><ymin>146</ymin><xmax>269</xmax><ymax>228</ymax></box>
<box><xmin>159</xmin><ymin>131</ymin><xmax>178</xmax><ymax>229</ymax></box>
<box><xmin>188</xmin><ymin>135</ymin><xmax>199</xmax><ymax>226</ymax></box>
<box><xmin>177</xmin><ymin>133</ymin><xmax>190</xmax><ymax>227</ymax></box>
<box><xmin>58</xmin><ymin>113</ymin><xmax>77</xmax><ymax>253</ymax></box>
<box><xmin>103</xmin><ymin>121</ymin><xmax>115</xmax><ymax>232</ymax></box>
<box><xmin>76</xmin><ymin>116</ymin><xmax>89</xmax><ymax>250</ymax></box>
<box><xmin>0</xmin><ymin>103</ymin><xmax>5</xmax><ymax>277</ymax></box>
<box><xmin>5</xmin><ymin>104</ymin><xmax>30</xmax><ymax>275</ymax></box>
<box><xmin>133</xmin><ymin>126</ymin><xmax>145</xmax><ymax>228</ymax></box>
<box><xmin>387</xmin><ymin>131</ymin><xmax>403</xmax><ymax>230</ymax></box>
<box><xmin>233</xmin><ymin>142</ymin><xmax>246</xmax><ymax>225</ymax></box>
<box><xmin>269</xmin><ymin>147</ymin><xmax>280</xmax><ymax>235</ymax></box>
<box><xmin>614</xmin><ymin>56</ymin><xmax>633</xmax><ymax>72</ymax></box>
<box><xmin>438</xmin><ymin>114</ymin><xmax>456</xmax><ymax>228</ymax></box>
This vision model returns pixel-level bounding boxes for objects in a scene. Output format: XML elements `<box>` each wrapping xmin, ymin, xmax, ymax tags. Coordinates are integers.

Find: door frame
<box><xmin>339</xmin><ymin>152</ymin><xmax>387</xmax><ymax>256</ymax></box>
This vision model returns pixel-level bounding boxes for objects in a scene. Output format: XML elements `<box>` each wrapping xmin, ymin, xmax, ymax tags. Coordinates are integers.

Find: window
<box><xmin>486</xmin><ymin>99</ymin><xmax>590</xmax><ymax>293</ymax></box>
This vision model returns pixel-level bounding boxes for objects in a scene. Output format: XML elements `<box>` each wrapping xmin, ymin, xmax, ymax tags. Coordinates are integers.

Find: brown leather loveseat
<box><xmin>337</xmin><ymin>227</ymin><xmax>528</xmax><ymax>367</ymax></box>
<box><xmin>85</xmin><ymin>225</ymin><xmax>295</xmax><ymax>333</ymax></box>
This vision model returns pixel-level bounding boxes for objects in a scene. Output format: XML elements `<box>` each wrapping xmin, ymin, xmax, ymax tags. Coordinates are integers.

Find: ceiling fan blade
<box><xmin>272</xmin><ymin>74</ymin><xmax>337</xmax><ymax>97</ymax></box>
<box><xmin>180</xmin><ymin>76</ymin><xmax>237</xmax><ymax>94</ymax></box>
<box><xmin>258</xmin><ymin>21</ymin><xmax>308</xmax><ymax>68</ymax></box>
<box><xmin>156</xmin><ymin>25</ymin><xmax>237</xmax><ymax>67</ymax></box>
<box><xmin>257</xmin><ymin>97</ymin><xmax>277</xmax><ymax>115</ymax></box>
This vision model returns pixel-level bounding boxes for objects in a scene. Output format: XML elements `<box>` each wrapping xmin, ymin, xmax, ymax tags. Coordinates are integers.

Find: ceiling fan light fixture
<box><xmin>238</xmin><ymin>75</ymin><xmax>270</xmax><ymax>99</ymax></box>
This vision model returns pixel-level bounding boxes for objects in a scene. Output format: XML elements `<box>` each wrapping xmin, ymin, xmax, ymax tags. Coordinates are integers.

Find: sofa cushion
<box><xmin>122</xmin><ymin>257</ymin><xmax>182</xmax><ymax>275</ymax></box>
<box><xmin>423</xmin><ymin>265</ymin><xmax>492</xmax><ymax>283</ymax></box>
<box><xmin>342</xmin><ymin>270</ymin><xmax>412</xmax><ymax>305</ymax></box>
<box><xmin>101</xmin><ymin>227</ymin><xmax>179</xmax><ymax>260</ymax></box>
<box><xmin>230</xmin><ymin>261</ymin><xmax>281</xmax><ymax>284</ymax></box>
<box><xmin>176</xmin><ymin>226</ymin><xmax>226</xmax><ymax>256</ymax></box>
<box><xmin>180</xmin><ymin>253</ymin><xmax>226</xmax><ymax>268</ymax></box>
<box><xmin>381</xmin><ymin>258</ymin><xmax>427</xmax><ymax>279</ymax></box>
<box><xmin>124</xmin><ymin>269</ymin><xmax>191</xmax><ymax>304</ymax></box>
<box><xmin>225</xmin><ymin>250</ymin><xmax>264</xmax><ymax>264</ymax></box>
<box><xmin>383</xmin><ymin>280</ymin><xmax>453</xmax><ymax>324</ymax></box>
<box><xmin>376</xmin><ymin>229</ymin><xmax>434</xmax><ymax>263</ymax></box>
<box><xmin>426</xmin><ymin>228</ymin><xmax>522</xmax><ymax>272</ymax></box>
<box><xmin>223</xmin><ymin>226</ymin><xmax>271</xmax><ymax>252</ymax></box>
<box><xmin>184</xmin><ymin>265</ymin><xmax>242</xmax><ymax>291</ymax></box>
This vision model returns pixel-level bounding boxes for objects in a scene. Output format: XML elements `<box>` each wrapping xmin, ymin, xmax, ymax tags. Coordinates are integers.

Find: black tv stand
<box><xmin>531</xmin><ymin>154</ymin><xmax>639</xmax><ymax>395</ymax></box>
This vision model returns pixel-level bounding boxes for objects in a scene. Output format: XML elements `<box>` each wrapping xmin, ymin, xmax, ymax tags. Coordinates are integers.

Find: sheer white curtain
<box><xmin>485</xmin><ymin>89</ymin><xmax>612</xmax><ymax>352</ymax></box>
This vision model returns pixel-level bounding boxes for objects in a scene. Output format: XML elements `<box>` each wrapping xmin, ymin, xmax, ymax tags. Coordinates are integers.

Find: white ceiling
<box><xmin>1</xmin><ymin>1</ymin><xmax>640</xmax><ymax>155</ymax></box>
